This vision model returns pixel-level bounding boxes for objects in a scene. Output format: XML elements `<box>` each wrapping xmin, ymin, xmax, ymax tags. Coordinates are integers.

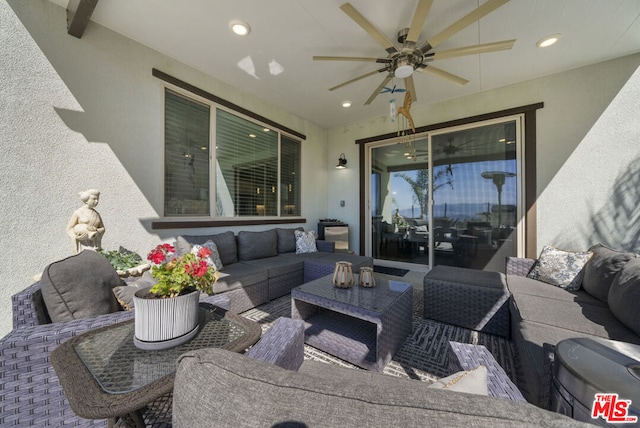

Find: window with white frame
<box><xmin>164</xmin><ymin>89</ymin><xmax>301</xmax><ymax>218</ymax></box>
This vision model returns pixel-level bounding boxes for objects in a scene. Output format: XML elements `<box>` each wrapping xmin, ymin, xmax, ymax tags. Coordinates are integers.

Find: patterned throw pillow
<box><xmin>527</xmin><ymin>245</ymin><xmax>593</xmax><ymax>291</ymax></box>
<box><xmin>192</xmin><ymin>240</ymin><xmax>224</xmax><ymax>270</ymax></box>
<box><xmin>295</xmin><ymin>230</ymin><xmax>317</xmax><ymax>254</ymax></box>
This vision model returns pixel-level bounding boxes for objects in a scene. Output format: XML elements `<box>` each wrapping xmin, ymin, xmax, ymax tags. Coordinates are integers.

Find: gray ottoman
<box><xmin>423</xmin><ymin>265</ymin><xmax>510</xmax><ymax>338</ymax></box>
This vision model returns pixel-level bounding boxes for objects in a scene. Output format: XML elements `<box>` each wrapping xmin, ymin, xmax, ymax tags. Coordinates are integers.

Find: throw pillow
<box><xmin>192</xmin><ymin>240</ymin><xmax>224</xmax><ymax>270</ymax></box>
<box><xmin>608</xmin><ymin>257</ymin><xmax>640</xmax><ymax>336</ymax></box>
<box><xmin>428</xmin><ymin>365</ymin><xmax>488</xmax><ymax>396</ymax></box>
<box><xmin>275</xmin><ymin>227</ymin><xmax>303</xmax><ymax>253</ymax></box>
<box><xmin>237</xmin><ymin>230</ymin><xmax>278</xmax><ymax>261</ymax></box>
<box><xmin>527</xmin><ymin>245</ymin><xmax>593</xmax><ymax>291</ymax></box>
<box><xmin>181</xmin><ymin>231</ymin><xmax>238</xmax><ymax>265</ymax></box>
<box><xmin>295</xmin><ymin>230</ymin><xmax>317</xmax><ymax>254</ymax></box>
<box><xmin>174</xmin><ymin>235</ymin><xmax>192</xmax><ymax>257</ymax></box>
<box><xmin>113</xmin><ymin>270</ymin><xmax>157</xmax><ymax>310</ymax></box>
<box><xmin>582</xmin><ymin>243</ymin><xmax>636</xmax><ymax>303</ymax></box>
<box><xmin>40</xmin><ymin>250</ymin><xmax>123</xmax><ymax>323</ymax></box>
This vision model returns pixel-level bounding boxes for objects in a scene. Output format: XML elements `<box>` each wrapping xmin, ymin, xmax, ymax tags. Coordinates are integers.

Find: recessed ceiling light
<box><xmin>536</xmin><ymin>34</ymin><xmax>561</xmax><ymax>48</ymax></box>
<box><xmin>249</xmin><ymin>133</ymin><xmax>257</xmax><ymax>138</ymax></box>
<box><xmin>230</xmin><ymin>20</ymin><xmax>251</xmax><ymax>36</ymax></box>
<box><xmin>341</xmin><ymin>100</ymin><xmax>352</xmax><ymax>108</ymax></box>
<box><xmin>263</xmin><ymin>128</ymin><xmax>270</xmax><ymax>132</ymax></box>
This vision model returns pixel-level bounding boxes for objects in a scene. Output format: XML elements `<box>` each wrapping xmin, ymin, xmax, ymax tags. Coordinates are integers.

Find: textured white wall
<box><xmin>0</xmin><ymin>0</ymin><xmax>328</xmax><ymax>337</ymax></box>
<box><xmin>327</xmin><ymin>53</ymin><xmax>640</xmax><ymax>255</ymax></box>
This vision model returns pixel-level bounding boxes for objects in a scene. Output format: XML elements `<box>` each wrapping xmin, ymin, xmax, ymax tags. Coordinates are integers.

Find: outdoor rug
<box><xmin>373</xmin><ymin>265</ymin><xmax>410</xmax><ymax>277</ymax></box>
<box><xmin>241</xmin><ymin>288</ymin><xmax>518</xmax><ymax>384</ymax></box>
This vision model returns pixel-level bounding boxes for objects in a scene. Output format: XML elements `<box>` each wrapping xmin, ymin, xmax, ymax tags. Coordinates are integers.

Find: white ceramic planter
<box><xmin>132</xmin><ymin>287</ymin><xmax>200</xmax><ymax>350</ymax></box>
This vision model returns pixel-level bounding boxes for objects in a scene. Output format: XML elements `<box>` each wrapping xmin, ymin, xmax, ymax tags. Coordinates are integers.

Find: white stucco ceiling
<box><xmin>50</xmin><ymin>0</ymin><xmax>640</xmax><ymax>129</ymax></box>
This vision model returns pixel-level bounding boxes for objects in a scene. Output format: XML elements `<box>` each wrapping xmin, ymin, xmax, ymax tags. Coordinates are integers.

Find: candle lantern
<box><xmin>359</xmin><ymin>267</ymin><xmax>376</xmax><ymax>287</ymax></box>
<box><xmin>332</xmin><ymin>261</ymin><xmax>354</xmax><ymax>288</ymax></box>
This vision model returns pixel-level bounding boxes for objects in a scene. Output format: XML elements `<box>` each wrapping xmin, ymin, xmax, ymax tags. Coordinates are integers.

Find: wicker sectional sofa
<box><xmin>506</xmin><ymin>244</ymin><xmax>640</xmax><ymax>409</ymax></box>
<box><xmin>173</xmin><ymin>319</ymin><xmax>588</xmax><ymax>427</ymax></box>
<box><xmin>175</xmin><ymin>227</ymin><xmax>373</xmax><ymax>313</ymax></box>
<box><xmin>0</xmin><ymin>227</ymin><xmax>372</xmax><ymax>426</ymax></box>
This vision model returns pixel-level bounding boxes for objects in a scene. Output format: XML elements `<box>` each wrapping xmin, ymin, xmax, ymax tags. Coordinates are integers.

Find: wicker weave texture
<box><xmin>11</xmin><ymin>281</ymin><xmax>52</xmax><ymax>329</ymax></box>
<box><xmin>447</xmin><ymin>341</ymin><xmax>526</xmax><ymax>402</ymax></box>
<box><xmin>423</xmin><ymin>266</ymin><xmax>510</xmax><ymax>338</ymax></box>
<box><xmin>303</xmin><ymin>260</ymin><xmax>335</xmax><ymax>283</ymax></box>
<box><xmin>224</xmin><ymin>279</ymin><xmax>270</xmax><ymax>313</ymax></box>
<box><xmin>505</xmin><ymin>257</ymin><xmax>536</xmax><ymax>276</ymax></box>
<box><xmin>292</xmin><ymin>278</ymin><xmax>413</xmax><ymax>372</ymax></box>
<box><xmin>268</xmin><ymin>270</ymin><xmax>304</xmax><ymax>301</ymax></box>
<box><xmin>246</xmin><ymin>317</ymin><xmax>304</xmax><ymax>370</ymax></box>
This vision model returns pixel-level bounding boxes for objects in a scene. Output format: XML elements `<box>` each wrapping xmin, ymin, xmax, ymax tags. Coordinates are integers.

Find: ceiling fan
<box><xmin>314</xmin><ymin>0</ymin><xmax>515</xmax><ymax>105</ymax></box>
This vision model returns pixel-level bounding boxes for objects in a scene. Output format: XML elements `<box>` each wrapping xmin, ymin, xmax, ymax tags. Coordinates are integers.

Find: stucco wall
<box><xmin>0</xmin><ymin>0</ymin><xmax>328</xmax><ymax>337</ymax></box>
<box><xmin>327</xmin><ymin>53</ymin><xmax>640</xmax><ymax>256</ymax></box>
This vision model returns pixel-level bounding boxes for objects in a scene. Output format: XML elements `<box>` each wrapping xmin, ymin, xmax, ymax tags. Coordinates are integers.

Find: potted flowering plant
<box><xmin>146</xmin><ymin>243</ymin><xmax>218</xmax><ymax>297</ymax></box>
<box><xmin>132</xmin><ymin>243</ymin><xmax>219</xmax><ymax>350</ymax></box>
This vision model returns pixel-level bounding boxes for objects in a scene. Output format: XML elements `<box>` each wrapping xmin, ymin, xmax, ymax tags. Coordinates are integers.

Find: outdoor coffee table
<box><xmin>291</xmin><ymin>274</ymin><xmax>413</xmax><ymax>372</ymax></box>
<box><xmin>51</xmin><ymin>303</ymin><xmax>261</xmax><ymax>427</ymax></box>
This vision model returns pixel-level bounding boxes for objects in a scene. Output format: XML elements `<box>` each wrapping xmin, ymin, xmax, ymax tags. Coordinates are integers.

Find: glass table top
<box><xmin>74</xmin><ymin>306</ymin><xmax>250</xmax><ymax>394</ymax></box>
<box><xmin>294</xmin><ymin>274</ymin><xmax>412</xmax><ymax>313</ymax></box>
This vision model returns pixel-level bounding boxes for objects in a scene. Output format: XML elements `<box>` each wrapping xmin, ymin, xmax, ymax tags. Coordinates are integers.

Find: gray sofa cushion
<box><xmin>174</xmin><ymin>348</ymin><xmax>584</xmax><ymax>428</ymax></box>
<box><xmin>510</xmin><ymin>290</ymin><xmax>636</xmax><ymax>339</ymax></box>
<box><xmin>608</xmin><ymin>257</ymin><xmax>640</xmax><ymax>336</ymax></box>
<box><xmin>301</xmin><ymin>359</ymin><xmax>488</xmax><ymax>396</ymax></box>
<box><xmin>507</xmin><ymin>274</ymin><xmax>602</xmax><ymax>305</ymax></box>
<box><xmin>237</xmin><ymin>229</ymin><xmax>278</xmax><ymax>261</ymax></box>
<box><xmin>275</xmin><ymin>227</ymin><xmax>303</xmax><ymax>253</ymax></box>
<box><xmin>582</xmin><ymin>243</ymin><xmax>636</xmax><ymax>303</ymax></box>
<box><xmin>212</xmin><ymin>262</ymin><xmax>269</xmax><ymax>294</ymax></box>
<box><xmin>242</xmin><ymin>256</ymin><xmax>303</xmax><ymax>278</ymax></box>
<box><xmin>40</xmin><ymin>250</ymin><xmax>122</xmax><ymax>323</ymax></box>
<box><xmin>180</xmin><ymin>232</ymin><xmax>238</xmax><ymax>265</ymax></box>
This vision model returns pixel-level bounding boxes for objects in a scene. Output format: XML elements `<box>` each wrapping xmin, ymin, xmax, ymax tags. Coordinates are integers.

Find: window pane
<box><xmin>431</xmin><ymin>120</ymin><xmax>518</xmax><ymax>271</ymax></box>
<box><xmin>216</xmin><ymin>110</ymin><xmax>278</xmax><ymax>217</ymax></box>
<box><xmin>280</xmin><ymin>136</ymin><xmax>301</xmax><ymax>216</ymax></box>
<box><xmin>164</xmin><ymin>90</ymin><xmax>210</xmax><ymax>216</ymax></box>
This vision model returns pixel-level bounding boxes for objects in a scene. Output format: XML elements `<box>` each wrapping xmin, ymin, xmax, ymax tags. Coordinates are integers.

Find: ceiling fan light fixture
<box><xmin>536</xmin><ymin>33</ymin><xmax>561</xmax><ymax>48</ymax></box>
<box><xmin>395</xmin><ymin>61</ymin><xmax>414</xmax><ymax>78</ymax></box>
<box><xmin>229</xmin><ymin>20</ymin><xmax>251</xmax><ymax>36</ymax></box>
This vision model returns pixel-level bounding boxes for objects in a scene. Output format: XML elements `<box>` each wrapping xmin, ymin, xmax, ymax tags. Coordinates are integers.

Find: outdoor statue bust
<box><xmin>67</xmin><ymin>189</ymin><xmax>105</xmax><ymax>254</ymax></box>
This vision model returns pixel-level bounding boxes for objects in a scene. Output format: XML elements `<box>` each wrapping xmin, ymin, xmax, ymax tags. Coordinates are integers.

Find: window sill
<box><xmin>151</xmin><ymin>218</ymin><xmax>307</xmax><ymax>230</ymax></box>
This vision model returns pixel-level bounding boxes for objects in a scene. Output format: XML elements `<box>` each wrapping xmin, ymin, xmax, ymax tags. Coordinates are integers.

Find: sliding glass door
<box><xmin>367</xmin><ymin>116</ymin><xmax>524</xmax><ymax>272</ymax></box>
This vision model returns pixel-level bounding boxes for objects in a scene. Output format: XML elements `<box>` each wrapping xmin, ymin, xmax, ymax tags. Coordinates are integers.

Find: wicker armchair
<box><xmin>0</xmin><ymin>281</ymin><xmax>229</xmax><ymax>427</ymax></box>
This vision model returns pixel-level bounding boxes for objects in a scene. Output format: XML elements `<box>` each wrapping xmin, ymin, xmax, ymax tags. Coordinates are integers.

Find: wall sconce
<box><xmin>336</xmin><ymin>153</ymin><xmax>347</xmax><ymax>169</ymax></box>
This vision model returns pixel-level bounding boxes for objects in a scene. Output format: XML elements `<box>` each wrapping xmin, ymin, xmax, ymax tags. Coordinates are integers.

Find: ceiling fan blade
<box><xmin>340</xmin><ymin>3</ymin><xmax>397</xmax><ymax>54</ymax></box>
<box><xmin>422</xmin><ymin>0</ymin><xmax>510</xmax><ymax>52</ymax></box>
<box><xmin>417</xmin><ymin>65</ymin><xmax>469</xmax><ymax>86</ymax></box>
<box><xmin>406</xmin><ymin>0</ymin><xmax>433</xmax><ymax>44</ymax></box>
<box><xmin>365</xmin><ymin>74</ymin><xmax>393</xmax><ymax>105</ymax></box>
<box><xmin>329</xmin><ymin>69</ymin><xmax>384</xmax><ymax>91</ymax></box>
<box><xmin>313</xmin><ymin>55</ymin><xmax>389</xmax><ymax>63</ymax></box>
<box><xmin>404</xmin><ymin>76</ymin><xmax>417</xmax><ymax>103</ymax></box>
<box><xmin>431</xmin><ymin>39</ymin><xmax>515</xmax><ymax>60</ymax></box>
